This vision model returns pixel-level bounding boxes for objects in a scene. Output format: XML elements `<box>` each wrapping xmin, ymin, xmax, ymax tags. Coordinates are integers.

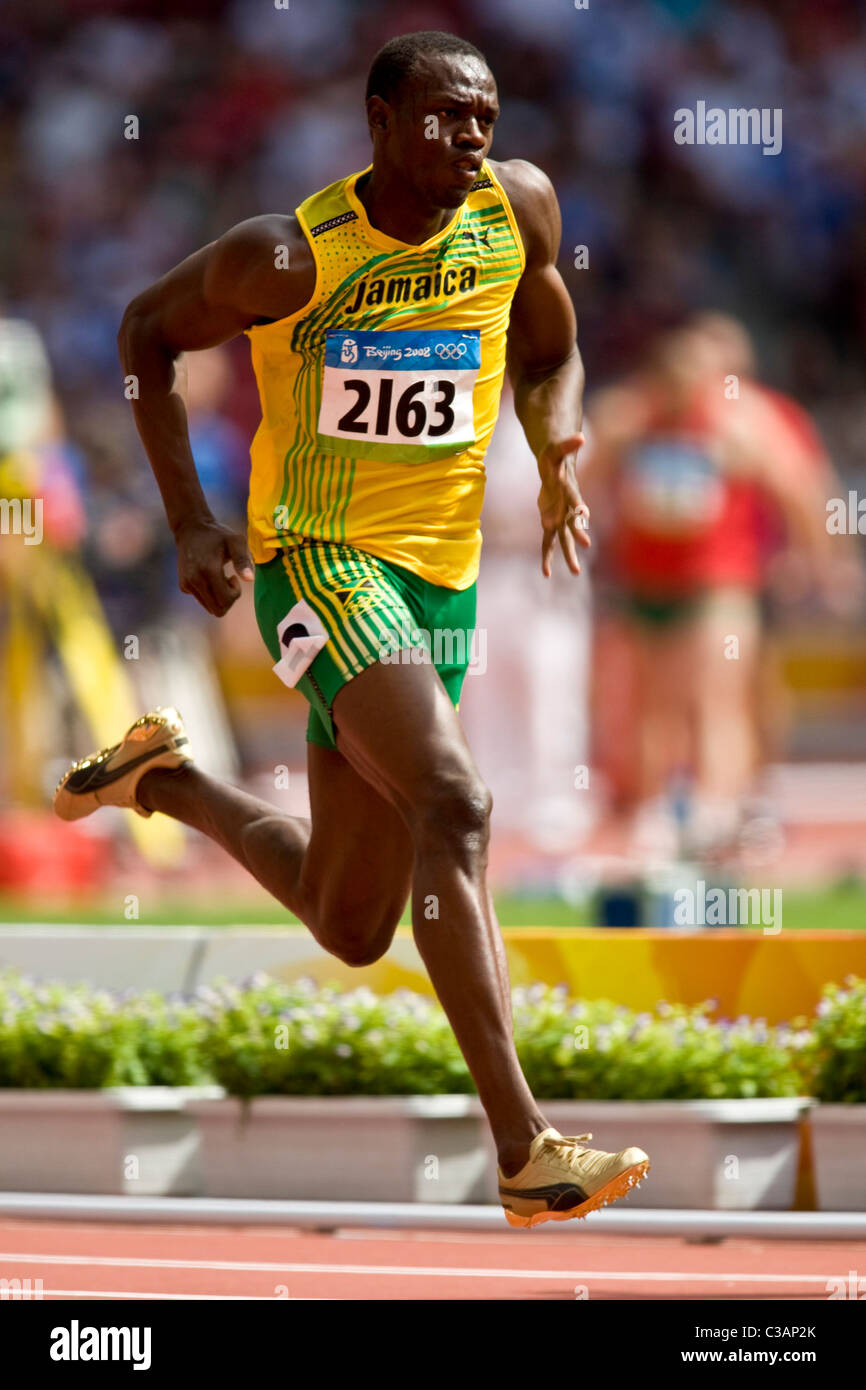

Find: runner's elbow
<box><xmin>117</xmin><ymin>300</ymin><xmax>172</xmax><ymax>372</ymax></box>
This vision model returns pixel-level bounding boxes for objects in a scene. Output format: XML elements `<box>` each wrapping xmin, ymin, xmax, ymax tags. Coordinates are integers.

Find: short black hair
<box><xmin>366</xmin><ymin>31</ymin><xmax>489</xmax><ymax>105</ymax></box>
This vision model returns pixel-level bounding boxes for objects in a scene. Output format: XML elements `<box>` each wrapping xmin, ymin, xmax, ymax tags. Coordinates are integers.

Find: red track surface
<box><xmin>1</xmin><ymin>1219</ymin><xmax>864</xmax><ymax>1300</ymax></box>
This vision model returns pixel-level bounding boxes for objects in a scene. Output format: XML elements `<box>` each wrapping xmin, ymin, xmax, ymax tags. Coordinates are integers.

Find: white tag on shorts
<box><xmin>273</xmin><ymin>600</ymin><xmax>328</xmax><ymax>689</ymax></box>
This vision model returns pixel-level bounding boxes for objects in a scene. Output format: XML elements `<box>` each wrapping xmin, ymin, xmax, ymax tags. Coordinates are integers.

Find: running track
<box><xmin>2</xmin><ymin>1219</ymin><xmax>864</xmax><ymax>1299</ymax></box>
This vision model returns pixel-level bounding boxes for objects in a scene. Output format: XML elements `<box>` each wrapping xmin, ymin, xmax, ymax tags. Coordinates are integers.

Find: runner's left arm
<box><xmin>500</xmin><ymin>160</ymin><xmax>589</xmax><ymax>577</ymax></box>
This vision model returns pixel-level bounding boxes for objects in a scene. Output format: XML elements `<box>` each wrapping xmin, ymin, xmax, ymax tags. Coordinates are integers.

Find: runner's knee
<box><xmin>408</xmin><ymin>769</ymin><xmax>492</xmax><ymax>855</ymax></box>
<box><xmin>326</xmin><ymin>933</ymin><xmax>390</xmax><ymax>967</ymax></box>
<box><xmin>313</xmin><ymin>897</ymin><xmax>403</xmax><ymax>967</ymax></box>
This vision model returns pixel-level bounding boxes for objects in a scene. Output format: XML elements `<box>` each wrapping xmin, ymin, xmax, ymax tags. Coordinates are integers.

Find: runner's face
<box><xmin>387</xmin><ymin>57</ymin><xmax>499</xmax><ymax>209</ymax></box>
<box><xmin>653</xmin><ymin>329</ymin><xmax>718</xmax><ymax>396</ymax></box>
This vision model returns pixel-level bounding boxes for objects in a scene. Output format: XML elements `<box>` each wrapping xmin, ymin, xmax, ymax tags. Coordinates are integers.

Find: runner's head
<box><xmin>644</xmin><ymin>323</ymin><xmax>720</xmax><ymax>405</ymax></box>
<box><xmin>689</xmin><ymin>312</ymin><xmax>757</xmax><ymax>378</ymax></box>
<box><xmin>366</xmin><ymin>31</ymin><xmax>498</xmax><ymax>209</ymax></box>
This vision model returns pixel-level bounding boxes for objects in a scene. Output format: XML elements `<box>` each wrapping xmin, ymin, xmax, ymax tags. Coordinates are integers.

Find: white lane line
<box><xmin>33</xmin><ymin>1290</ymin><xmax>326</xmax><ymax>1301</ymax></box>
<box><xmin>0</xmin><ymin>1253</ymin><xmax>838</xmax><ymax>1283</ymax></box>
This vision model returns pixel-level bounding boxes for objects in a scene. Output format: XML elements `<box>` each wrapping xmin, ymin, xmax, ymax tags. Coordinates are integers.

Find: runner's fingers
<box><xmin>191</xmin><ymin>564</ymin><xmax>230</xmax><ymax>617</ymax></box>
<box><xmin>205</xmin><ymin>557</ymin><xmax>243</xmax><ymax>614</ymax></box>
<box><xmin>223</xmin><ymin>561</ymin><xmax>242</xmax><ymax>598</ymax></box>
<box><xmin>226</xmin><ymin>536</ymin><xmax>255</xmax><ymax>582</ymax></box>
<box><xmin>541</xmin><ymin>522</ymin><xmax>557</xmax><ymax>578</ymax></box>
<box><xmin>569</xmin><ymin>504</ymin><xmax>592</xmax><ymax>549</ymax></box>
<box><xmin>558</xmin><ymin>522</ymin><xmax>582</xmax><ymax>575</ymax></box>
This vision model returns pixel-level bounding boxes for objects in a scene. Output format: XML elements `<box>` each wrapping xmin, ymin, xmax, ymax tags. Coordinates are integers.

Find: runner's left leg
<box><xmin>137</xmin><ymin>740</ymin><xmax>413</xmax><ymax>964</ymax></box>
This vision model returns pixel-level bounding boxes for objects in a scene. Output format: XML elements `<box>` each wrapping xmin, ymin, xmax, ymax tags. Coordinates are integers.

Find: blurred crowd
<box><xmin>1</xmin><ymin>0</ymin><xmax>865</xmax><ymax>857</ymax></box>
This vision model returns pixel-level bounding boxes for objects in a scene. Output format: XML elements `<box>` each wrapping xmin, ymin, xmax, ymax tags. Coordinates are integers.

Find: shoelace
<box><xmin>538</xmin><ymin>1132</ymin><xmax>604</xmax><ymax>1176</ymax></box>
<box><xmin>544</xmin><ymin>1132</ymin><xmax>593</xmax><ymax>1149</ymax></box>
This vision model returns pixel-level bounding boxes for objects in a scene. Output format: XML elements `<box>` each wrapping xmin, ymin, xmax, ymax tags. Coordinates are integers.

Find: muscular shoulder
<box><xmin>205</xmin><ymin>214</ymin><xmax>316</xmax><ymax>322</ymax></box>
<box><xmin>487</xmin><ymin>159</ymin><xmax>561</xmax><ymax>266</ymax></box>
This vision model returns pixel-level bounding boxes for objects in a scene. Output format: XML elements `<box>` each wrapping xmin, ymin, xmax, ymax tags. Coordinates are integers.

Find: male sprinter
<box><xmin>55</xmin><ymin>32</ymin><xmax>649</xmax><ymax>1226</ymax></box>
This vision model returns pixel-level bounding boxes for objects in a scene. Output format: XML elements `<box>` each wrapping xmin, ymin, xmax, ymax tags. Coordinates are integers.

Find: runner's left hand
<box><xmin>537</xmin><ymin>434</ymin><xmax>590</xmax><ymax>577</ymax></box>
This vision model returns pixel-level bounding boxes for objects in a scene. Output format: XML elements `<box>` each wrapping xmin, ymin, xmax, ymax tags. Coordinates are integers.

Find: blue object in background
<box><xmin>596</xmin><ymin>884</ymin><xmax>645</xmax><ymax>927</ymax></box>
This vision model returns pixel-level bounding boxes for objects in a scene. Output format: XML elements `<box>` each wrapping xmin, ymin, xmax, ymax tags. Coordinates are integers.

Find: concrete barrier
<box><xmin>1</xmin><ymin>926</ymin><xmax>864</xmax><ymax>1023</ymax></box>
<box><xmin>0</xmin><ymin>1088</ymin><xmax>223</xmax><ymax>1195</ymax></box>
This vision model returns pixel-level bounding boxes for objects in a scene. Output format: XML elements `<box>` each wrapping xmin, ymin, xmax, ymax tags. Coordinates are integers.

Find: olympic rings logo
<box><xmin>435</xmin><ymin>342</ymin><xmax>468</xmax><ymax>360</ymax></box>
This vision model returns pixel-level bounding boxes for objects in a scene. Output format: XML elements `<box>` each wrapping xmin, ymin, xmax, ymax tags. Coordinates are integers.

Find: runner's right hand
<box><xmin>174</xmin><ymin>517</ymin><xmax>254</xmax><ymax>617</ymax></box>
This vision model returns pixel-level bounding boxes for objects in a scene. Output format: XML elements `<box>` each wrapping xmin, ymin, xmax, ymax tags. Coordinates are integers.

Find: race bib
<box><xmin>316</xmin><ymin>329</ymin><xmax>481</xmax><ymax>462</ymax></box>
<box><xmin>622</xmin><ymin>439</ymin><xmax>725</xmax><ymax>536</ymax></box>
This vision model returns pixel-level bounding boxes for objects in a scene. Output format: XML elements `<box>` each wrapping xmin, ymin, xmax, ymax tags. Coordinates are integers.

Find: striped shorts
<box><xmin>253</xmin><ymin>540</ymin><xmax>477</xmax><ymax>749</ymax></box>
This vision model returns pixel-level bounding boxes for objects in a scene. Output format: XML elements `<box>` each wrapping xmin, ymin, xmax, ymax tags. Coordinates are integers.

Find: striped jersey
<box><xmin>245</xmin><ymin>160</ymin><xmax>526</xmax><ymax>589</ymax></box>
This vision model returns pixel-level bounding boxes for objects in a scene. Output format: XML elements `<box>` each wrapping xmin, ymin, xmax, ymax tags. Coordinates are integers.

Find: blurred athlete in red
<box><xmin>584</xmin><ymin>316</ymin><xmax>848</xmax><ymax>855</ymax></box>
<box><xmin>693</xmin><ymin>313</ymin><xmax>862</xmax><ymax>784</ymax></box>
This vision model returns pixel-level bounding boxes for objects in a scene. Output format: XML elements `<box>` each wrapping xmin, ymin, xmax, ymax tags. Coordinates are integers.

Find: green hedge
<box><xmin>802</xmin><ymin>977</ymin><xmax>866</xmax><ymax>1103</ymax></box>
<box><xmin>512</xmin><ymin>991</ymin><xmax>807</xmax><ymax>1100</ymax></box>
<box><xmin>0</xmin><ymin>970</ymin><xmax>863</xmax><ymax>1101</ymax></box>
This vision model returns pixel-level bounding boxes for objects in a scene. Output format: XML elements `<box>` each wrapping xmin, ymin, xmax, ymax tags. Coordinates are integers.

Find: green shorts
<box><xmin>618</xmin><ymin>588</ymin><xmax>759</xmax><ymax>629</ymax></box>
<box><xmin>254</xmin><ymin>540</ymin><xmax>478</xmax><ymax>749</ymax></box>
<box><xmin>619</xmin><ymin>593</ymin><xmax>706</xmax><ymax>627</ymax></box>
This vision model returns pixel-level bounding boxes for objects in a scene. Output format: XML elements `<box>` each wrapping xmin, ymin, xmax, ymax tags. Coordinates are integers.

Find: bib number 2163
<box><xmin>316</xmin><ymin>328</ymin><xmax>481</xmax><ymax>462</ymax></box>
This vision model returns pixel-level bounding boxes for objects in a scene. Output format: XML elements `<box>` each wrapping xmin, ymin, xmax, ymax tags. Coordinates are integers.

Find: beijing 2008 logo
<box><xmin>435</xmin><ymin>342</ymin><xmax>468</xmax><ymax>360</ymax></box>
<box><xmin>340</xmin><ymin>338</ymin><xmax>359</xmax><ymax>365</ymax></box>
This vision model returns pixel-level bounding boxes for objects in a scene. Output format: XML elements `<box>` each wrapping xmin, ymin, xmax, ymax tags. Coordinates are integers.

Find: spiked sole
<box><xmin>503</xmin><ymin>1158</ymin><xmax>650</xmax><ymax>1229</ymax></box>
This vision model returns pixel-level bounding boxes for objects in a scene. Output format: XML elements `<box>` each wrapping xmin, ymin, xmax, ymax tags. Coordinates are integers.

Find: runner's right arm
<box><xmin>736</xmin><ymin>388</ymin><xmax>864</xmax><ymax>616</ymax></box>
<box><xmin>118</xmin><ymin>216</ymin><xmax>315</xmax><ymax>615</ymax></box>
